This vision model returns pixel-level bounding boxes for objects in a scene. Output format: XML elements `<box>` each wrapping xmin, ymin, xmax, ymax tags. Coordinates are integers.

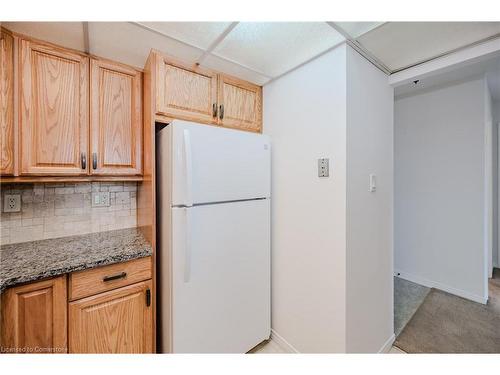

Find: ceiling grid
<box><xmin>195</xmin><ymin>22</ymin><xmax>239</xmax><ymax>65</ymax></box>
<box><xmin>2</xmin><ymin>21</ymin><xmax>500</xmax><ymax>86</ymax></box>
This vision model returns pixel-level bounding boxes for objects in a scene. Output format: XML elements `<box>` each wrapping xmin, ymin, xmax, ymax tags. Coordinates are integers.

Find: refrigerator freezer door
<box><xmin>171</xmin><ymin>120</ymin><xmax>271</xmax><ymax>206</ymax></box>
<box><xmin>171</xmin><ymin>199</ymin><xmax>271</xmax><ymax>353</ymax></box>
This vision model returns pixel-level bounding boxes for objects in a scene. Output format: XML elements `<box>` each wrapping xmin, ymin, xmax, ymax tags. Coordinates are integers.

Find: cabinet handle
<box><xmin>219</xmin><ymin>104</ymin><xmax>224</xmax><ymax>120</ymax></box>
<box><xmin>212</xmin><ymin>103</ymin><xmax>218</xmax><ymax>118</ymax></box>
<box><xmin>81</xmin><ymin>153</ymin><xmax>87</xmax><ymax>169</ymax></box>
<box><xmin>92</xmin><ymin>152</ymin><xmax>97</xmax><ymax>170</ymax></box>
<box><xmin>102</xmin><ymin>272</ymin><xmax>127</xmax><ymax>282</ymax></box>
<box><xmin>146</xmin><ymin>288</ymin><xmax>151</xmax><ymax>307</ymax></box>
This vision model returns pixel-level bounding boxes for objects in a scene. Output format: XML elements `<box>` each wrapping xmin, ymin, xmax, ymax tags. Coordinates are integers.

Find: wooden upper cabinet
<box><xmin>69</xmin><ymin>280</ymin><xmax>153</xmax><ymax>353</ymax></box>
<box><xmin>156</xmin><ymin>54</ymin><xmax>218</xmax><ymax>124</ymax></box>
<box><xmin>151</xmin><ymin>52</ymin><xmax>263</xmax><ymax>133</ymax></box>
<box><xmin>1</xmin><ymin>276</ymin><xmax>68</xmax><ymax>353</ymax></box>
<box><xmin>90</xmin><ymin>58</ymin><xmax>142</xmax><ymax>175</ymax></box>
<box><xmin>218</xmin><ymin>74</ymin><xmax>262</xmax><ymax>132</ymax></box>
<box><xmin>0</xmin><ymin>31</ymin><xmax>15</xmax><ymax>175</ymax></box>
<box><xmin>19</xmin><ymin>38</ymin><xmax>89</xmax><ymax>176</ymax></box>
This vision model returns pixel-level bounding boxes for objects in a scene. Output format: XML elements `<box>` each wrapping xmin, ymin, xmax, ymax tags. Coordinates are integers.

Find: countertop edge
<box><xmin>0</xmin><ymin>249</ymin><xmax>152</xmax><ymax>293</ymax></box>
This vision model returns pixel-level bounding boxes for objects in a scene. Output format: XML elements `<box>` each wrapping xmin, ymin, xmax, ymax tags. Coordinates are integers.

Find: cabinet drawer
<box><xmin>69</xmin><ymin>257</ymin><xmax>152</xmax><ymax>300</ymax></box>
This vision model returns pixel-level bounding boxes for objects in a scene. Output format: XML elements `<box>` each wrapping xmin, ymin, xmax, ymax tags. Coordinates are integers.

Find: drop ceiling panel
<box><xmin>213</xmin><ymin>22</ymin><xmax>345</xmax><ymax>77</ymax></box>
<box><xmin>202</xmin><ymin>54</ymin><xmax>270</xmax><ymax>86</ymax></box>
<box><xmin>334</xmin><ymin>22</ymin><xmax>384</xmax><ymax>38</ymax></box>
<box><xmin>137</xmin><ymin>22</ymin><xmax>232</xmax><ymax>49</ymax></box>
<box><xmin>2</xmin><ymin>22</ymin><xmax>85</xmax><ymax>51</ymax></box>
<box><xmin>358</xmin><ymin>22</ymin><xmax>500</xmax><ymax>71</ymax></box>
<box><xmin>88</xmin><ymin>22</ymin><xmax>204</xmax><ymax>69</ymax></box>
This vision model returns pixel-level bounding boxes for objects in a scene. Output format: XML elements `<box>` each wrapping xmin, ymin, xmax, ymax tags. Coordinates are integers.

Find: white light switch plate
<box><xmin>318</xmin><ymin>158</ymin><xmax>329</xmax><ymax>178</ymax></box>
<box><xmin>369</xmin><ymin>174</ymin><xmax>377</xmax><ymax>192</ymax></box>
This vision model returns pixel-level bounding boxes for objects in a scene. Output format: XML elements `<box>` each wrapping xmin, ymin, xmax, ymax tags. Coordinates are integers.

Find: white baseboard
<box><xmin>270</xmin><ymin>329</ymin><xmax>299</xmax><ymax>353</ymax></box>
<box><xmin>271</xmin><ymin>329</ymin><xmax>395</xmax><ymax>354</ymax></box>
<box><xmin>395</xmin><ymin>269</ymin><xmax>488</xmax><ymax>304</ymax></box>
<box><xmin>378</xmin><ymin>334</ymin><xmax>395</xmax><ymax>353</ymax></box>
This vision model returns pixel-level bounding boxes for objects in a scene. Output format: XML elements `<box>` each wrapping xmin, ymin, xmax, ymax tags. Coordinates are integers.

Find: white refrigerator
<box><xmin>157</xmin><ymin>120</ymin><xmax>271</xmax><ymax>353</ymax></box>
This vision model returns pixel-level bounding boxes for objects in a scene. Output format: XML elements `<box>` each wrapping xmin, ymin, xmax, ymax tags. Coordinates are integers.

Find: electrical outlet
<box><xmin>318</xmin><ymin>158</ymin><xmax>329</xmax><ymax>178</ymax></box>
<box><xmin>91</xmin><ymin>192</ymin><xmax>110</xmax><ymax>207</ymax></box>
<box><xmin>4</xmin><ymin>194</ymin><xmax>21</xmax><ymax>213</ymax></box>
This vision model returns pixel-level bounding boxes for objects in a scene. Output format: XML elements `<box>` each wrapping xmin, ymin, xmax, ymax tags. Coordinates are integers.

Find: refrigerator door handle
<box><xmin>183</xmin><ymin>129</ymin><xmax>193</xmax><ymax>207</ymax></box>
<box><xmin>183</xmin><ymin>208</ymin><xmax>192</xmax><ymax>283</ymax></box>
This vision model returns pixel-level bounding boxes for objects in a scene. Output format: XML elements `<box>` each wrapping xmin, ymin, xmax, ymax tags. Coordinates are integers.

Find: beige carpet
<box><xmin>394</xmin><ymin>269</ymin><xmax>500</xmax><ymax>353</ymax></box>
<box><xmin>394</xmin><ymin>277</ymin><xmax>430</xmax><ymax>336</ymax></box>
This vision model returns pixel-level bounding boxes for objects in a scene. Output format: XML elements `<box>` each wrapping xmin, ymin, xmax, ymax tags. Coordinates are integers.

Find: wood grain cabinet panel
<box><xmin>156</xmin><ymin>55</ymin><xmax>218</xmax><ymax>124</ymax></box>
<box><xmin>90</xmin><ymin>59</ymin><xmax>142</xmax><ymax>175</ymax></box>
<box><xmin>19</xmin><ymin>39</ymin><xmax>89</xmax><ymax>175</ymax></box>
<box><xmin>69</xmin><ymin>280</ymin><xmax>153</xmax><ymax>353</ymax></box>
<box><xmin>0</xmin><ymin>31</ymin><xmax>15</xmax><ymax>175</ymax></box>
<box><xmin>1</xmin><ymin>276</ymin><xmax>67</xmax><ymax>353</ymax></box>
<box><xmin>218</xmin><ymin>74</ymin><xmax>262</xmax><ymax>133</ymax></box>
<box><xmin>69</xmin><ymin>256</ymin><xmax>152</xmax><ymax>301</ymax></box>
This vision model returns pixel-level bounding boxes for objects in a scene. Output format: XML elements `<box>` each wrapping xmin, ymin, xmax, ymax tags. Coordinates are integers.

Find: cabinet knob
<box><xmin>92</xmin><ymin>152</ymin><xmax>97</xmax><ymax>170</ymax></box>
<box><xmin>212</xmin><ymin>103</ymin><xmax>218</xmax><ymax>118</ymax></box>
<box><xmin>81</xmin><ymin>153</ymin><xmax>87</xmax><ymax>170</ymax></box>
<box><xmin>219</xmin><ymin>104</ymin><xmax>224</xmax><ymax>120</ymax></box>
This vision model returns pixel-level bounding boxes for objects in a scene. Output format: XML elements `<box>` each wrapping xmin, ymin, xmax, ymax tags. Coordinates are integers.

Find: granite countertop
<box><xmin>0</xmin><ymin>228</ymin><xmax>153</xmax><ymax>292</ymax></box>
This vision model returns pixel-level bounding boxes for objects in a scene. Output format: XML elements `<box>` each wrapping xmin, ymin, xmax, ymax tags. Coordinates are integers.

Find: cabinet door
<box><xmin>218</xmin><ymin>75</ymin><xmax>262</xmax><ymax>133</ymax></box>
<box><xmin>0</xmin><ymin>31</ymin><xmax>14</xmax><ymax>175</ymax></box>
<box><xmin>156</xmin><ymin>54</ymin><xmax>218</xmax><ymax>124</ymax></box>
<box><xmin>69</xmin><ymin>280</ymin><xmax>153</xmax><ymax>353</ymax></box>
<box><xmin>1</xmin><ymin>276</ymin><xmax>67</xmax><ymax>354</ymax></box>
<box><xmin>19</xmin><ymin>39</ymin><xmax>89</xmax><ymax>175</ymax></box>
<box><xmin>90</xmin><ymin>58</ymin><xmax>142</xmax><ymax>175</ymax></box>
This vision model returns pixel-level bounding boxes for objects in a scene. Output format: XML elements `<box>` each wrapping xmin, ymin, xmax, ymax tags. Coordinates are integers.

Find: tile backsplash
<box><xmin>0</xmin><ymin>182</ymin><xmax>137</xmax><ymax>245</ymax></box>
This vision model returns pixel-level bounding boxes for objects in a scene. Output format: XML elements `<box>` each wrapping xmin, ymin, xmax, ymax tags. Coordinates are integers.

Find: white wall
<box><xmin>264</xmin><ymin>45</ymin><xmax>394</xmax><ymax>353</ymax></box>
<box><xmin>345</xmin><ymin>48</ymin><xmax>394</xmax><ymax>353</ymax></box>
<box><xmin>493</xmin><ymin>110</ymin><xmax>498</xmax><ymax>268</ymax></box>
<box><xmin>263</xmin><ymin>45</ymin><xmax>348</xmax><ymax>353</ymax></box>
<box><xmin>494</xmin><ymin>99</ymin><xmax>500</xmax><ymax>268</ymax></box>
<box><xmin>485</xmin><ymin>82</ymin><xmax>493</xmax><ymax>279</ymax></box>
<box><xmin>494</xmin><ymin>100</ymin><xmax>500</xmax><ymax>123</ymax></box>
<box><xmin>395</xmin><ymin>78</ymin><xmax>489</xmax><ymax>303</ymax></box>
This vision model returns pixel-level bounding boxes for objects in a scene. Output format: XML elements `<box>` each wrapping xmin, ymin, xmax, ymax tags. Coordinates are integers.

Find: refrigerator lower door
<box><xmin>171</xmin><ymin>199</ymin><xmax>270</xmax><ymax>353</ymax></box>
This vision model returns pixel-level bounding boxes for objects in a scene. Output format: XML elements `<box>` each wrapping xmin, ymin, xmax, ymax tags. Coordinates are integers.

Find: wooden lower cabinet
<box><xmin>69</xmin><ymin>280</ymin><xmax>153</xmax><ymax>353</ymax></box>
<box><xmin>1</xmin><ymin>276</ymin><xmax>67</xmax><ymax>354</ymax></box>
